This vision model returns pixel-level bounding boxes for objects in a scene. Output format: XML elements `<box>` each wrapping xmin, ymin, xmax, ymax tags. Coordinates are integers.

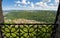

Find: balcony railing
<box><xmin>0</xmin><ymin>24</ymin><xmax>58</xmax><ymax>38</ymax></box>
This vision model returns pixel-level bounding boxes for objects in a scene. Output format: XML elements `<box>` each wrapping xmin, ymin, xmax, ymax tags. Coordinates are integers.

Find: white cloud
<box><xmin>35</xmin><ymin>2</ymin><xmax>47</xmax><ymax>7</ymax></box>
<box><xmin>15</xmin><ymin>0</ymin><xmax>27</xmax><ymax>5</ymax></box>
<box><xmin>15</xmin><ymin>0</ymin><xmax>27</xmax><ymax>7</ymax></box>
<box><xmin>21</xmin><ymin>0</ymin><xmax>31</xmax><ymax>5</ymax></box>
<box><xmin>55</xmin><ymin>0</ymin><xmax>59</xmax><ymax>6</ymax></box>
<box><xmin>49</xmin><ymin>3</ymin><xmax>54</xmax><ymax>6</ymax></box>
<box><xmin>48</xmin><ymin>6</ymin><xmax>58</xmax><ymax>10</ymax></box>
<box><xmin>14</xmin><ymin>3</ymin><xmax>21</xmax><ymax>7</ymax></box>
<box><xmin>13</xmin><ymin>0</ymin><xmax>59</xmax><ymax>10</ymax></box>
<box><xmin>30</xmin><ymin>2</ymin><xmax>34</xmax><ymax>8</ymax></box>
<box><xmin>42</xmin><ymin>0</ymin><xmax>51</xmax><ymax>3</ymax></box>
<box><xmin>18</xmin><ymin>4</ymin><xmax>21</xmax><ymax>6</ymax></box>
<box><xmin>55</xmin><ymin>0</ymin><xmax>59</xmax><ymax>3</ymax></box>
<box><xmin>15</xmin><ymin>0</ymin><xmax>21</xmax><ymax>4</ymax></box>
<box><xmin>40</xmin><ymin>2</ymin><xmax>47</xmax><ymax>7</ymax></box>
<box><xmin>15</xmin><ymin>0</ymin><xmax>21</xmax><ymax>7</ymax></box>
<box><xmin>22</xmin><ymin>0</ymin><xmax>27</xmax><ymax>4</ymax></box>
<box><xmin>27</xmin><ymin>1</ymin><xmax>30</xmax><ymax>4</ymax></box>
<box><xmin>49</xmin><ymin>3</ymin><xmax>58</xmax><ymax>6</ymax></box>
<box><xmin>35</xmin><ymin>1</ymin><xmax>58</xmax><ymax>10</ymax></box>
<box><xmin>45</xmin><ymin>3</ymin><xmax>58</xmax><ymax>10</ymax></box>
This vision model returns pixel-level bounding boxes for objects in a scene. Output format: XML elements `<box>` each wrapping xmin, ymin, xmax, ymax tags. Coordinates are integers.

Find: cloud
<box><xmin>27</xmin><ymin>1</ymin><xmax>30</xmax><ymax>4</ymax></box>
<box><xmin>22</xmin><ymin>0</ymin><xmax>27</xmax><ymax>4</ymax></box>
<box><xmin>55</xmin><ymin>0</ymin><xmax>59</xmax><ymax>3</ymax></box>
<box><xmin>30</xmin><ymin>2</ymin><xmax>34</xmax><ymax>8</ymax></box>
<box><xmin>15</xmin><ymin>0</ymin><xmax>31</xmax><ymax>7</ymax></box>
<box><xmin>48</xmin><ymin>6</ymin><xmax>58</xmax><ymax>10</ymax></box>
<box><xmin>45</xmin><ymin>3</ymin><xmax>58</xmax><ymax>10</ymax></box>
<box><xmin>18</xmin><ymin>4</ymin><xmax>21</xmax><ymax>6</ymax></box>
<box><xmin>14</xmin><ymin>3</ymin><xmax>21</xmax><ymax>7</ymax></box>
<box><xmin>15</xmin><ymin>0</ymin><xmax>21</xmax><ymax>7</ymax></box>
<box><xmin>15</xmin><ymin>0</ymin><xmax>27</xmax><ymax>5</ymax></box>
<box><xmin>15</xmin><ymin>0</ymin><xmax>21</xmax><ymax>4</ymax></box>
<box><xmin>49</xmin><ymin>3</ymin><xmax>58</xmax><ymax>6</ymax></box>
<box><xmin>15</xmin><ymin>0</ymin><xmax>26</xmax><ymax>7</ymax></box>
<box><xmin>55</xmin><ymin>0</ymin><xmax>59</xmax><ymax>6</ymax></box>
<box><xmin>42</xmin><ymin>0</ymin><xmax>51</xmax><ymax>3</ymax></box>
<box><xmin>35</xmin><ymin>1</ymin><xmax>58</xmax><ymax>10</ymax></box>
<box><xmin>35</xmin><ymin>2</ymin><xmax>47</xmax><ymax>7</ymax></box>
<box><xmin>13</xmin><ymin>0</ymin><xmax>59</xmax><ymax>10</ymax></box>
<box><xmin>49</xmin><ymin>3</ymin><xmax>54</xmax><ymax>6</ymax></box>
<box><xmin>21</xmin><ymin>0</ymin><xmax>31</xmax><ymax>5</ymax></box>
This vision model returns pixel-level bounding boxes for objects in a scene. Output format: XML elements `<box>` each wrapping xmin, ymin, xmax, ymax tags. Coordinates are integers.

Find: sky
<box><xmin>2</xmin><ymin>0</ymin><xmax>59</xmax><ymax>10</ymax></box>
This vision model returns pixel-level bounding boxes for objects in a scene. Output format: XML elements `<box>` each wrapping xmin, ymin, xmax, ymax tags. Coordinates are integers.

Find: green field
<box><xmin>4</xmin><ymin>10</ymin><xmax>57</xmax><ymax>24</ymax></box>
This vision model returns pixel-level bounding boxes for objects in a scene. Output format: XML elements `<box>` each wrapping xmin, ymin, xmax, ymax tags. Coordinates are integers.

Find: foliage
<box><xmin>4</xmin><ymin>10</ymin><xmax>56</xmax><ymax>23</ymax></box>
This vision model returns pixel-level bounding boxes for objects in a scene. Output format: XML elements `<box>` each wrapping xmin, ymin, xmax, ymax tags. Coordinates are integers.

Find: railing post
<box><xmin>55</xmin><ymin>2</ymin><xmax>60</xmax><ymax>38</ymax></box>
<box><xmin>0</xmin><ymin>0</ymin><xmax>4</xmax><ymax>38</ymax></box>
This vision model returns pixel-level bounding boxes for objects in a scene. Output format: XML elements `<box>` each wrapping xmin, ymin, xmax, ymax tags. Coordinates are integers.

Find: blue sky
<box><xmin>2</xmin><ymin>0</ymin><xmax>59</xmax><ymax>10</ymax></box>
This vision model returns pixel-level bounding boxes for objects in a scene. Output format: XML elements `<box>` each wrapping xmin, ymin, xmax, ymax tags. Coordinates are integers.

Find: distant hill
<box><xmin>4</xmin><ymin>10</ymin><xmax>57</xmax><ymax>23</ymax></box>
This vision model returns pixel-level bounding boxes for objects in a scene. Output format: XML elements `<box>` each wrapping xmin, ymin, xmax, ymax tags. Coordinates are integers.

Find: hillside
<box><xmin>4</xmin><ymin>10</ymin><xmax>57</xmax><ymax>24</ymax></box>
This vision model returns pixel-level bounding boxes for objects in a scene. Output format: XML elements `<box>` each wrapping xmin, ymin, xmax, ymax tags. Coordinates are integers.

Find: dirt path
<box><xmin>5</xmin><ymin>18</ymin><xmax>46</xmax><ymax>24</ymax></box>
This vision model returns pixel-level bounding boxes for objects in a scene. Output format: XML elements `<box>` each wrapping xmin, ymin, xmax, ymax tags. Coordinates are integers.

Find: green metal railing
<box><xmin>1</xmin><ymin>24</ymin><xmax>56</xmax><ymax>38</ymax></box>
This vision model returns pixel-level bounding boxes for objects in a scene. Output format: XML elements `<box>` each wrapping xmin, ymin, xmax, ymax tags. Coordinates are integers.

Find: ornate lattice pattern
<box><xmin>1</xmin><ymin>24</ymin><xmax>54</xmax><ymax>38</ymax></box>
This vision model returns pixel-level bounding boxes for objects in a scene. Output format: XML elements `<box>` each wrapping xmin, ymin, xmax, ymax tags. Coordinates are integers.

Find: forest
<box><xmin>4</xmin><ymin>10</ymin><xmax>57</xmax><ymax>24</ymax></box>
